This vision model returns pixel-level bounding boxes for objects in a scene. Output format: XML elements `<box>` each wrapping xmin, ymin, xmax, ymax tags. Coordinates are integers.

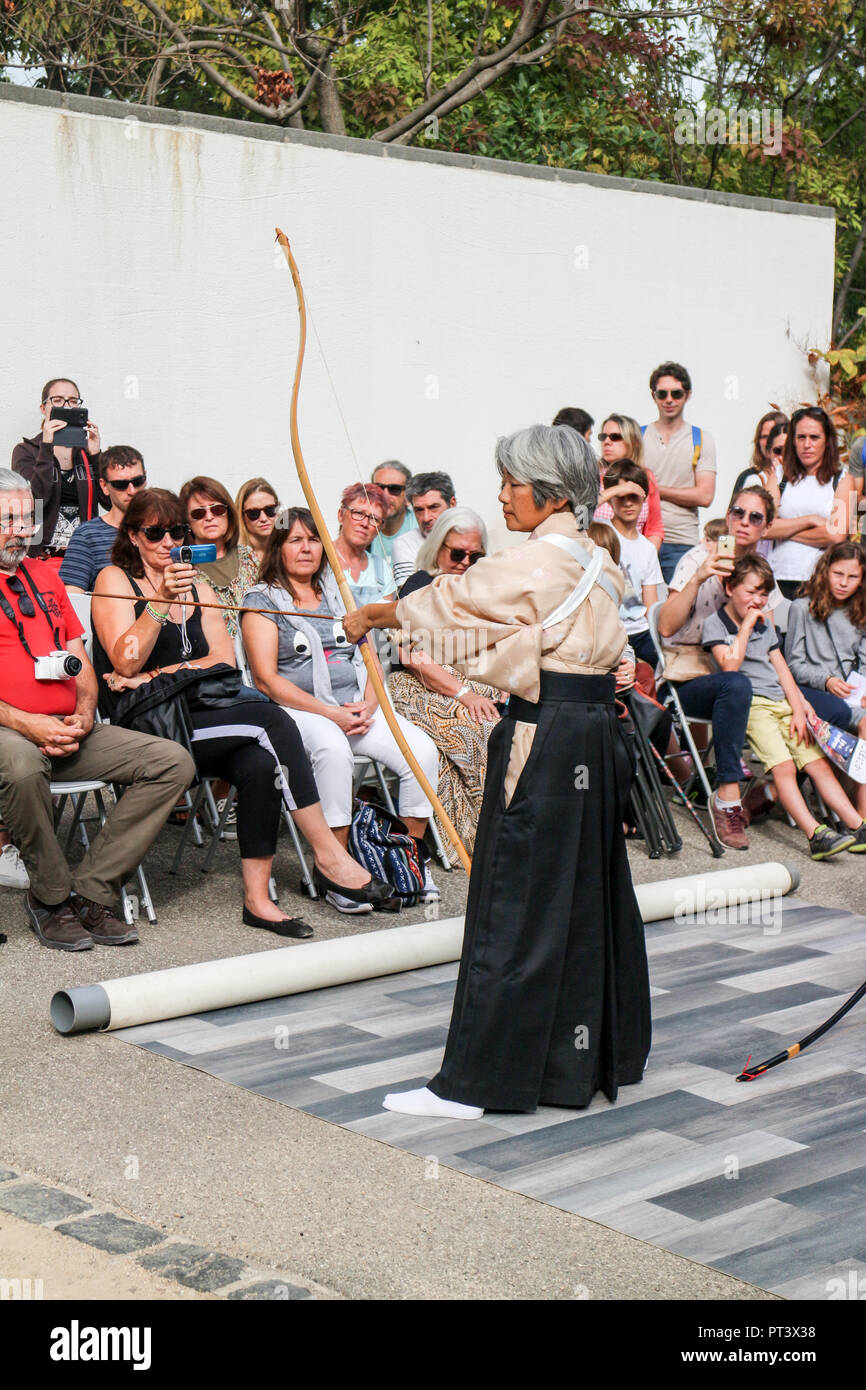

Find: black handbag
<box><xmin>113</xmin><ymin>663</ymin><xmax>268</xmax><ymax>760</ymax></box>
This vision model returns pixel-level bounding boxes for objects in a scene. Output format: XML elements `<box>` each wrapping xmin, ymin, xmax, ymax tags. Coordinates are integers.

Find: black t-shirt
<box><xmin>392</xmin><ymin>570</ymin><xmax>432</xmax><ymax>672</ymax></box>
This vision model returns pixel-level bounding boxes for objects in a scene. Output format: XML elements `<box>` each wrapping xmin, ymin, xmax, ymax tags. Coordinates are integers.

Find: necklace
<box><xmin>140</xmin><ymin>568</ymin><xmax>193</xmax><ymax>657</ymax></box>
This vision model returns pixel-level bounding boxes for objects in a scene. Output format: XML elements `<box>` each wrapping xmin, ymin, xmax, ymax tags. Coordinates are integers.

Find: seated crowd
<box><xmin>4</xmin><ymin>364</ymin><xmax>866</xmax><ymax>949</ymax></box>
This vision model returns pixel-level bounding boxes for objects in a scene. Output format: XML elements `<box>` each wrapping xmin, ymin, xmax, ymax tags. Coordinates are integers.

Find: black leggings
<box><xmin>189</xmin><ymin>701</ymin><xmax>318</xmax><ymax>859</ymax></box>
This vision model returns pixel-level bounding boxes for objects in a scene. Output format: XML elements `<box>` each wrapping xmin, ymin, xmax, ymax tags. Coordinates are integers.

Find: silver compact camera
<box><xmin>34</xmin><ymin>650</ymin><xmax>83</xmax><ymax>681</ymax></box>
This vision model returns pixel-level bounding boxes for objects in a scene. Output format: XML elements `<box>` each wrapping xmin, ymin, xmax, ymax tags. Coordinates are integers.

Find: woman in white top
<box><xmin>767</xmin><ymin>406</ymin><xmax>842</xmax><ymax>600</ymax></box>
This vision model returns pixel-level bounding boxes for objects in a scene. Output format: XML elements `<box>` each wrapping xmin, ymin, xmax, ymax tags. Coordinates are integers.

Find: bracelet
<box><xmin>145</xmin><ymin>602</ymin><xmax>170</xmax><ymax>625</ymax></box>
<box><xmin>455</xmin><ymin>684</ymin><xmax>470</xmax><ymax>699</ymax></box>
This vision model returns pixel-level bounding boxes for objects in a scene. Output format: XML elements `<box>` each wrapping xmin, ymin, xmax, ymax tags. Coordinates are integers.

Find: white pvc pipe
<box><xmin>52</xmin><ymin>862</ymin><xmax>800</xmax><ymax>1034</ymax></box>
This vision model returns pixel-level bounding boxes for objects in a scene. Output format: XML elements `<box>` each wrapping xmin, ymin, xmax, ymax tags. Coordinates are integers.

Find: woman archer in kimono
<box><xmin>343</xmin><ymin>424</ymin><xmax>651</xmax><ymax>1119</ymax></box>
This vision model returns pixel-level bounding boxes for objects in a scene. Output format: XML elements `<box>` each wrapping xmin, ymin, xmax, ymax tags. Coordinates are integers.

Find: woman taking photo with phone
<box><xmin>91</xmin><ymin>488</ymin><xmax>390</xmax><ymax>934</ymax></box>
<box><xmin>12</xmin><ymin>377</ymin><xmax>102</xmax><ymax>561</ymax></box>
<box><xmin>179</xmin><ymin>476</ymin><xmax>260</xmax><ymax>636</ymax></box>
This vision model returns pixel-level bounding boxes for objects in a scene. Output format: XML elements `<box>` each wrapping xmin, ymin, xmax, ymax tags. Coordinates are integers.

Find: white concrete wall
<box><xmin>1</xmin><ymin>91</ymin><xmax>835</xmax><ymax>550</ymax></box>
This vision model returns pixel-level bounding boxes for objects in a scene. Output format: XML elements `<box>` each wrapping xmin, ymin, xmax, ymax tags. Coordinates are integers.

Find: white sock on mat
<box><xmin>382</xmin><ymin>1086</ymin><xmax>483</xmax><ymax>1120</ymax></box>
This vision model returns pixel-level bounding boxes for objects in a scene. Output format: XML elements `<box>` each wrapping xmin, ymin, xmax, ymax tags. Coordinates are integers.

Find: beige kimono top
<box><xmin>394</xmin><ymin>510</ymin><xmax>628</xmax><ymax>799</ymax></box>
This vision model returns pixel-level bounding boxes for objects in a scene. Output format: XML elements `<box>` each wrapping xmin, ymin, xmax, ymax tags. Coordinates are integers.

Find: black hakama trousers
<box><xmin>427</xmin><ymin>671</ymin><xmax>651</xmax><ymax>1112</ymax></box>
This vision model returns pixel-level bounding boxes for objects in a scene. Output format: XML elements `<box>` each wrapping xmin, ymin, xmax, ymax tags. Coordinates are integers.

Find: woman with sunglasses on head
<box><xmin>12</xmin><ymin>377</ymin><xmax>102</xmax><ymax>564</ymax></box>
<box><xmin>571</xmin><ymin>411</ymin><xmax>664</xmax><ymax>553</ymax></box>
<box><xmin>241</xmin><ymin>507</ymin><xmax>440</xmax><ymax>913</ymax></box>
<box><xmin>179</xmin><ymin>476</ymin><xmax>259</xmax><ymax>637</ymax></box>
<box><xmin>766</xmin><ymin>406</ymin><xmax>844</xmax><ymax>601</ymax></box>
<box><xmin>236</xmin><ymin>478</ymin><xmax>280</xmax><ymax>558</ymax></box>
<box><xmin>91</xmin><ymin>489</ymin><xmax>390</xmax><ymax>935</ymax></box>
<box><xmin>333</xmin><ymin>483</ymin><xmax>396</xmax><ymax>607</ymax></box>
<box><xmin>387</xmin><ymin>509</ymin><xmax>503</xmax><ymax>865</ymax></box>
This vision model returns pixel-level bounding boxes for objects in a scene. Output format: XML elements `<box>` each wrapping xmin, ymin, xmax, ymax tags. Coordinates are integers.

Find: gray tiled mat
<box><xmin>113</xmin><ymin>898</ymin><xmax>866</xmax><ymax>1298</ymax></box>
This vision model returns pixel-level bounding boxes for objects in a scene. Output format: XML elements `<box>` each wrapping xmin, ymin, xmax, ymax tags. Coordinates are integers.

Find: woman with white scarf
<box><xmin>241</xmin><ymin>507</ymin><xmax>439</xmax><ymax>912</ymax></box>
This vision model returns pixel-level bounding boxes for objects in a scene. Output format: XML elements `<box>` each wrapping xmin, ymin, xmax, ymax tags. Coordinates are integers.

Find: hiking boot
<box><xmin>70</xmin><ymin>893</ymin><xmax>139</xmax><ymax>945</ymax></box>
<box><xmin>711</xmin><ymin>798</ymin><xmax>749</xmax><ymax>850</ymax></box>
<box><xmin>809</xmin><ymin>824</ymin><xmax>856</xmax><ymax>861</ymax></box>
<box><xmin>26</xmin><ymin>892</ymin><xmax>93</xmax><ymax>951</ymax></box>
<box><xmin>845</xmin><ymin>821</ymin><xmax>866</xmax><ymax>853</ymax></box>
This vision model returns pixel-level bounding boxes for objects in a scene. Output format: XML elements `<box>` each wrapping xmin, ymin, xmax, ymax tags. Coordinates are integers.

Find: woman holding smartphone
<box><xmin>11</xmin><ymin>377</ymin><xmax>102</xmax><ymax>561</ymax></box>
<box><xmin>91</xmin><ymin>488</ymin><xmax>390</xmax><ymax>935</ymax></box>
<box><xmin>180</xmin><ymin>476</ymin><xmax>260</xmax><ymax>636</ymax></box>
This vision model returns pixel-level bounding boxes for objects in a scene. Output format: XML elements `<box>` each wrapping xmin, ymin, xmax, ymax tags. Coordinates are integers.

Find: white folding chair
<box><xmin>647</xmin><ymin>602</ymin><xmax>726</xmax><ymax>852</ymax></box>
<box><xmin>50</xmin><ymin>777</ymin><xmax>156</xmax><ymax>925</ymax></box>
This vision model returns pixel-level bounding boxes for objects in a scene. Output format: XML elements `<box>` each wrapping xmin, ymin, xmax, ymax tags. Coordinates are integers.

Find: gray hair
<box><xmin>416</xmin><ymin>506</ymin><xmax>489</xmax><ymax>575</ymax></box>
<box><xmin>371</xmin><ymin>459</ymin><xmax>411</xmax><ymax>484</ymax></box>
<box><xmin>0</xmin><ymin>468</ymin><xmax>32</xmax><ymax>495</ymax></box>
<box><xmin>495</xmin><ymin>424</ymin><xmax>599</xmax><ymax>522</ymax></box>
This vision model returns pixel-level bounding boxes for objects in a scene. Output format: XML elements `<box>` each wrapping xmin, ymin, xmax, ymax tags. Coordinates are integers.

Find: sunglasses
<box><xmin>791</xmin><ymin>406</ymin><xmax>827</xmax><ymax>423</ymax></box>
<box><xmin>189</xmin><ymin>503</ymin><xmax>228</xmax><ymax>521</ymax></box>
<box><xmin>344</xmin><ymin>508</ymin><xmax>381</xmax><ymax>526</ymax></box>
<box><xmin>244</xmin><ymin>504</ymin><xmax>279</xmax><ymax>521</ymax></box>
<box><xmin>771</xmin><ymin>445</ymin><xmax>786</xmax><ymax>457</ymax></box>
<box><xmin>107</xmin><ymin>475</ymin><xmax>146</xmax><ymax>491</ymax></box>
<box><xmin>654</xmin><ymin>388</ymin><xmax>686</xmax><ymax>401</ymax></box>
<box><xmin>140</xmin><ymin>524</ymin><xmax>189</xmax><ymax>543</ymax></box>
<box><xmin>5</xmin><ymin>573</ymin><xmax>35</xmax><ymax>618</ymax></box>
<box><xmin>729</xmin><ymin>506</ymin><xmax>767</xmax><ymax>527</ymax></box>
<box><xmin>378</xmin><ymin>483</ymin><xmax>406</xmax><ymax>496</ymax></box>
<box><xmin>598</xmin><ymin>431</ymin><xmax>623</xmax><ymax>442</ymax></box>
<box><xmin>448</xmin><ymin>548</ymin><xmax>484</xmax><ymax>565</ymax></box>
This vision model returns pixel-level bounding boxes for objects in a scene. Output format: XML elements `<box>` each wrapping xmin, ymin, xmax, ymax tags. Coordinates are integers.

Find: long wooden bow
<box><xmin>275</xmin><ymin>228</ymin><xmax>472</xmax><ymax>875</ymax></box>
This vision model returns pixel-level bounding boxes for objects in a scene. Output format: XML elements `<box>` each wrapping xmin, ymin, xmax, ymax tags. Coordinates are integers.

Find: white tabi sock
<box><xmin>382</xmin><ymin>1086</ymin><xmax>483</xmax><ymax>1120</ymax></box>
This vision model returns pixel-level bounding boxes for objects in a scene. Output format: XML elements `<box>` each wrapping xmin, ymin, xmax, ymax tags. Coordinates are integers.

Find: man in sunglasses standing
<box><xmin>367</xmin><ymin>461</ymin><xmax>417</xmax><ymax>572</ymax></box>
<box><xmin>0</xmin><ymin>469</ymin><xmax>194</xmax><ymax>949</ymax></box>
<box><xmin>60</xmin><ymin>446</ymin><xmax>146</xmax><ymax>594</ymax></box>
<box><xmin>642</xmin><ymin>361</ymin><xmax>717</xmax><ymax>583</ymax></box>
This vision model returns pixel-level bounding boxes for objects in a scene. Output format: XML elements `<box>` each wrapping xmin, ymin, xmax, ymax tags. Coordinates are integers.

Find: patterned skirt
<box><xmin>387</xmin><ymin>668</ymin><xmax>500</xmax><ymax>865</ymax></box>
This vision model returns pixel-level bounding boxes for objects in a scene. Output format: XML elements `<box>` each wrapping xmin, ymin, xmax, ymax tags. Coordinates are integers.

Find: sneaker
<box><xmin>845</xmin><ymin>821</ymin><xmax>866</xmax><ymax>853</ymax></box>
<box><xmin>70</xmin><ymin>893</ymin><xmax>139</xmax><ymax>945</ymax></box>
<box><xmin>0</xmin><ymin>843</ymin><xmax>30</xmax><ymax>889</ymax></box>
<box><xmin>26</xmin><ymin>892</ymin><xmax>93</xmax><ymax>951</ymax></box>
<box><xmin>420</xmin><ymin>862</ymin><xmax>440</xmax><ymax>903</ymax></box>
<box><xmin>809</xmin><ymin>824</ymin><xmax>856</xmax><ymax>860</ymax></box>
<box><xmin>325</xmin><ymin>890</ymin><xmax>374</xmax><ymax>915</ymax></box>
<box><xmin>215</xmin><ymin>798</ymin><xmax>238</xmax><ymax>840</ymax></box>
<box><xmin>711</xmin><ymin>798</ymin><xmax>749</xmax><ymax>850</ymax></box>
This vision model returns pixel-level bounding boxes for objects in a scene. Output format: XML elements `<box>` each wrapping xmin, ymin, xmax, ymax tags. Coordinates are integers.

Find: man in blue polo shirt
<box><xmin>60</xmin><ymin>445</ymin><xmax>146</xmax><ymax>593</ymax></box>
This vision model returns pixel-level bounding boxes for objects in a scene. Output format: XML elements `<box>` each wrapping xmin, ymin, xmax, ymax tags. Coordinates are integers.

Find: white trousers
<box><xmin>282</xmin><ymin>704</ymin><xmax>438</xmax><ymax>827</ymax></box>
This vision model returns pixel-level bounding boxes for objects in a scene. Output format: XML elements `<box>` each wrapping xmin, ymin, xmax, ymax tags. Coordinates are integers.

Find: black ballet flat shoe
<box><xmin>312</xmin><ymin>866</ymin><xmax>392</xmax><ymax>905</ymax></box>
<box><xmin>242</xmin><ymin>906</ymin><xmax>314</xmax><ymax>939</ymax></box>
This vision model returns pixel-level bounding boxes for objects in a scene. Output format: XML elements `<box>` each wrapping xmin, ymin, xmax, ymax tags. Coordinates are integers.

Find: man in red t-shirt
<box><xmin>0</xmin><ymin>472</ymin><xmax>195</xmax><ymax>949</ymax></box>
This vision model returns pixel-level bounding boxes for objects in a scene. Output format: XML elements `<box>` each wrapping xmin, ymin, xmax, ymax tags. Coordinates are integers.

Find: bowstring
<box><xmin>302</xmin><ymin>283</ymin><xmax>402</xmax><ymax>601</ymax></box>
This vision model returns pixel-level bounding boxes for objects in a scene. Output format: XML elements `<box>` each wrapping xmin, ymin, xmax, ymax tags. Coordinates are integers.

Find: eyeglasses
<box><xmin>448</xmin><ymin>548</ymin><xmax>484</xmax><ymax>565</ymax></box>
<box><xmin>378</xmin><ymin>483</ymin><xmax>406</xmax><ymax>496</ymax></box>
<box><xmin>244</xmin><ymin>504</ymin><xmax>279</xmax><ymax>521</ymax></box>
<box><xmin>45</xmin><ymin>395</ymin><xmax>83</xmax><ymax>407</ymax></box>
<box><xmin>729</xmin><ymin>506</ymin><xmax>767</xmax><ymax>527</ymax></box>
<box><xmin>5</xmin><ymin>574</ymin><xmax>35</xmax><ymax>618</ymax></box>
<box><xmin>107</xmin><ymin>475</ymin><xmax>146</xmax><ymax>491</ymax></box>
<box><xmin>598</xmin><ymin>432</ymin><xmax>623</xmax><ymax>442</ymax></box>
<box><xmin>188</xmin><ymin>503</ymin><xmax>228</xmax><ymax>521</ymax></box>
<box><xmin>0</xmin><ymin>512</ymin><xmax>37</xmax><ymax>536</ymax></box>
<box><xmin>140</xmin><ymin>524</ymin><xmax>189</xmax><ymax>543</ymax></box>
<box><xmin>344</xmin><ymin>508</ymin><xmax>381</xmax><ymax>527</ymax></box>
<box><xmin>654</xmin><ymin>388</ymin><xmax>686</xmax><ymax>401</ymax></box>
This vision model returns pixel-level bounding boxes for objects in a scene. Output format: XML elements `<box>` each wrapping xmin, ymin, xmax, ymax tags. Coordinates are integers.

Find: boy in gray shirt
<box><xmin>702</xmin><ymin>554</ymin><xmax>866</xmax><ymax>860</ymax></box>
